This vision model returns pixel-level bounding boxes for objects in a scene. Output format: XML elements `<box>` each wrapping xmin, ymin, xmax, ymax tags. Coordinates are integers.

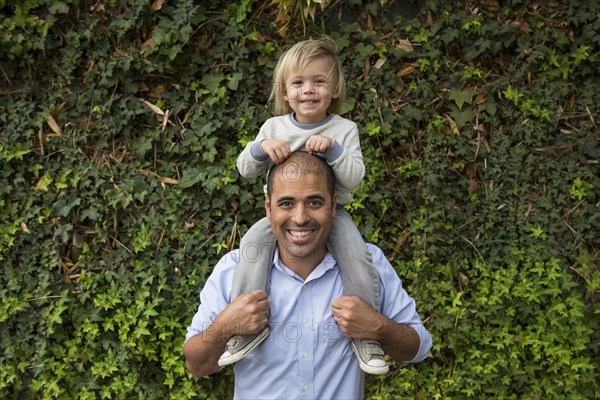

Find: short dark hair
<box><xmin>266</xmin><ymin>152</ymin><xmax>335</xmax><ymax>199</ymax></box>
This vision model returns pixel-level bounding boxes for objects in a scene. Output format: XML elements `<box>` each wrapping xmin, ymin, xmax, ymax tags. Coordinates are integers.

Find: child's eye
<box><xmin>315</xmin><ymin>79</ymin><xmax>327</xmax><ymax>86</ymax></box>
<box><xmin>291</xmin><ymin>80</ymin><xmax>303</xmax><ymax>86</ymax></box>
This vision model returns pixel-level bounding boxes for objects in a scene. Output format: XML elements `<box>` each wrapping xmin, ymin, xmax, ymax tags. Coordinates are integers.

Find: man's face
<box><xmin>265</xmin><ymin>166</ymin><xmax>336</xmax><ymax>270</ymax></box>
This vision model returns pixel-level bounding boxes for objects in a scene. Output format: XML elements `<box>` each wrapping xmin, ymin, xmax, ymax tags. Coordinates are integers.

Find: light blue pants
<box><xmin>231</xmin><ymin>208</ymin><xmax>380</xmax><ymax>310</ymax></box>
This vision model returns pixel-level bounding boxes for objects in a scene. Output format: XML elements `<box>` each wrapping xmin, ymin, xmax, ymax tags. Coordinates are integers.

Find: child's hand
<box><xmin>260</xmin><ymin>139</ymin><xmax>291</xmax><ymax>164</ymax></box>
<box><xmin>306</xmin><ymin>135</ymin><xmax>333</xmax><ymax>154</ymax></box>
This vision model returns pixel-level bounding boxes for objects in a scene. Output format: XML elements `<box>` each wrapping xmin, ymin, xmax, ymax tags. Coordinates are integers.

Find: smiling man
<box><xmin>183</xmin><ymin>152</ymin><xmax>432</xmax><ymax>399</ymax></box>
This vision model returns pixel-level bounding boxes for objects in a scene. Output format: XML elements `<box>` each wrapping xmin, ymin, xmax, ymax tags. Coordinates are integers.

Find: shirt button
<box><xmin>303</xmin><ymin>352</ymin><xmax>309</xmax><ymax>359</ymax></box>
<box><xmin>302</xmin><ymin>319</ymin><xmax>308</xmax><ymax>325</ymax></box>
<box><xmin>304</xmin><ymin>385</ymin><xmax>309</xmax><ymax>391</ymax></box>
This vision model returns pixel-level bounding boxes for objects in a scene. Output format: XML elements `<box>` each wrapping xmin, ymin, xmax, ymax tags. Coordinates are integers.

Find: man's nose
<box><xmin>291</xmin><ymin>204</ymin><xmax>309</xmax><ymax>225</ymax></box>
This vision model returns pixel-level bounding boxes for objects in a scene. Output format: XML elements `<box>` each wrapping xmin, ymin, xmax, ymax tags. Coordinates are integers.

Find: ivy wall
<box><xmin>1</xmin><ymin>0</ymin><xmax>598</xmax><ymax>398</ymax></box>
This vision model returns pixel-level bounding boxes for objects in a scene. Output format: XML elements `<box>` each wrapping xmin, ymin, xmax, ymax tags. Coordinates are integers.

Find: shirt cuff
<box><xmin>250</xmin><ymin>141</ymin><xmax>269</xmax><ymax>161</ymax></box>
<box><xmin>407</xmin><ymin>323</ymin><xmax>433</xmax><ymax>363</ymax></box>
<box><xmin>323</xmin><ymin>140</ymin><xmax>344</xmax><ymax>164</ymax></box>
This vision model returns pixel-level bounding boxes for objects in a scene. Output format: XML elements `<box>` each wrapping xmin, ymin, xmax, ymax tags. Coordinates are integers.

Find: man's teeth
<box><xmin>289</xmin><ymin>231</ymin><xmax>311</xmax><ymax>238</ymax></box>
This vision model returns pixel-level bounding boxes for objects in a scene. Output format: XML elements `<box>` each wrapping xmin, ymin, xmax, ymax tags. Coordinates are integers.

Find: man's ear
<box><xmin>265</xmin><ymin>193</ymin><xmax>271</xmax><ymax>219</ymax></box>
<box><xmin>331</xmin><ymin>193</ymin><xmax>337</xmax><ymax>216</ymax></box>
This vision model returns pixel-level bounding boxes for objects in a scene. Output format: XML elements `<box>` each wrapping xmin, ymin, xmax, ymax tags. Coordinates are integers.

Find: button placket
<box><xmin>297</xmin><ymin>282</ymin><xmax>314</xmax><ymax>398</ymax></box>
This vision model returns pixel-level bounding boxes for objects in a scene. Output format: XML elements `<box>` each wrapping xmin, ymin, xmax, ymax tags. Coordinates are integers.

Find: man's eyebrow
<box><xmin>306</xmin><ymin>194</ymin><xmax>326</xmax><ymax>201</ymax></box>
<box><xmin>275</xmin><ymin>196</ymin><xmax>294</xmax><ymax>203</ymax></box>
<box><xmin>275</xmin><ymin>194</ymin><xmax>325</xmax><ymax>203</ymax></box>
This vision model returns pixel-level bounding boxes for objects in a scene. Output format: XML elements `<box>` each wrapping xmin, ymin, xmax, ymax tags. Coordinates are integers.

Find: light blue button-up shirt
<box><xmin>186</xmin><ymin>244</ymin><xmax>432</xmax><ymax>400</ymax></box>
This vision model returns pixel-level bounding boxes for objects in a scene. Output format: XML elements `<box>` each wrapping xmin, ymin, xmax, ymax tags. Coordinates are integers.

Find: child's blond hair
<box><xmin>269</xmin><ymin>38</ymin><xmax>346</xmax><ymax>116</ymax></box>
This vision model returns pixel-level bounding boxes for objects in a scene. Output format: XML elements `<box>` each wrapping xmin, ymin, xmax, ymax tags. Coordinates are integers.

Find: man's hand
<box><xmin>260</xmin><ymin>139</ymin><xmax>291</xmax><ymax>164</ymax></box>
<box><xmin>306</xmin><ymin>135</ymin><xmax>333</xmax><ymax>154</ymax></box>
<box><xmin>332</xmin><ymin>295</ymin><xmax>421</xmax><ymax>362</ymax></box>
<box><xmin>183</xmin><ymin>290</ymin><xmax>270</xmax><ymax>377</ymax></box>
<box><xmin>331</xmin><ymin>295</ymin><xmax>383</xmax><ymax>340</ymax></box>
<box><xmin>216</xmin><ymin>290</ymin><xmax>270</xmax><ymax>337</ymax></box>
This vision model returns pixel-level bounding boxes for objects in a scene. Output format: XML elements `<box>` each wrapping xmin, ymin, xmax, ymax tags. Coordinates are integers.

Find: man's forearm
<box><xmin>183</xmin><ymin>322</ymin><xmax>230</xmax><ymax>377</ymax></box>
<box><xmin>374</xmin><ymin>316</ymin><xmax>420</xmax><ymax>362</ymax></box>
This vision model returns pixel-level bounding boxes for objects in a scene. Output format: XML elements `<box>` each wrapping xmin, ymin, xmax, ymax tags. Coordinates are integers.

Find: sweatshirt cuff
<box><xmin>323</xmin><ymin>140</ymin><xmax>344</xmax><ymax>164</ymax></box>
<box><xmin>250</xmin><ymin>141</ymin><xmax>269</xmax><ymax>161</ymax></box>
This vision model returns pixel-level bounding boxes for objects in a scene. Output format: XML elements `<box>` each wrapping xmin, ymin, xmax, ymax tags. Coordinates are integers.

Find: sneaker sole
<box><xmin>218</xmin><ymin>328</ymin><xmax>270</xmax><ymax>367</ymax></box>
<box><xmin>350</xmin><ymin>340</ymin><xmax>390</xmax><ymax>375</ymax></box>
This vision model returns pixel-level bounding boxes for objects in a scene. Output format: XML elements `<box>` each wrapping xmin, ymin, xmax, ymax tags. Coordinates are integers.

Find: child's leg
<box><xmin>219</xmin><ymin>217</ymin><xmax>276</xmax><ymax>367</ymax></box>
<box><xmin>327</xmin><ymin>208</ymin><xmax>388</xmax><ymax>375</ymax></box>
<box><xmin>230</xmin><ymin>217</ymin><xmax>277</xmax><ymax>299</ymax></box>
<box><xmin>326</xmin><ymin>209</ymin><xmax>380</xmax><ymax>310</ymax></box>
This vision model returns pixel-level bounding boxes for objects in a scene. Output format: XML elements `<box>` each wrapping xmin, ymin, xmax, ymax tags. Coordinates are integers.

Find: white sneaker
<box><xmin>218</xmin><ymin>327</ymin><xmax>270</xmax><ymax>367</ymax></box>
<box><xmin>350</xmin><ymin>338</ymin><xmax>389</xmax><ymax>375</ymax></box>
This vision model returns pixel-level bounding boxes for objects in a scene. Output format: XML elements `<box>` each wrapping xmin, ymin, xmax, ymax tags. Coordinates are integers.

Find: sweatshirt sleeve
<box><xmin>322</xmin><ymin>121</ymin><xmax>365</xmax><ymax>190</ymax></box>
<box><xmin>237</xmin><ymin>121</ymin><xmax>271</xmax><ymax>178</ymax></box>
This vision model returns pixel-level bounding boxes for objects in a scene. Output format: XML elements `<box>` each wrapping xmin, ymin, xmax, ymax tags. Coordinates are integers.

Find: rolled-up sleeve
<box><xmin>185</xmin><ymin>251</ymin><xmax>237</xmax><ymax>342</ymax></box>
<box><xmin>368</xmin><ymin>244</ymin><xmax>433</xmax><ymax>363</ymax></box>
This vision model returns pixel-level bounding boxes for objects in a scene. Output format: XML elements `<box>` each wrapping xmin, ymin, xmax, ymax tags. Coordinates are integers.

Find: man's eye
<box><xmin>279</xmin><ymin>201</ymin><xmax>293</xmax><ymax>208</ymax></box>
<box><xmin>307</xmin><ymin>200</ymin><xmax>324</xmax><ymax>208</ymax></box>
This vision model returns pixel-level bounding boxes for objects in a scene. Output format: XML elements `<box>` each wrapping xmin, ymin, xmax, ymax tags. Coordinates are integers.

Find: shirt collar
<box><xmin>272</xmin><ymin>247</ymin><xmax>337</xmax><ymax>283</ymax></box>
<box><xmin>289</xmin><ymin>112</ymin><xmax>334</xmax><ymax>129</ymax></box>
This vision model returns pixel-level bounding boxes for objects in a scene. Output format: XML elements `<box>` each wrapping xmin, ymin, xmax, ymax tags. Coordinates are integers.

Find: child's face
<box><xmin>284</xmin><ymin>57</ymin><xmax>338</xmax><ymax>124</ymax></box>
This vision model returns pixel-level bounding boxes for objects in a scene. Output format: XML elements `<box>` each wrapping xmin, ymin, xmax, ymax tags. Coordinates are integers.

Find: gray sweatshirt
<box><xmin>237</xmin><ymin>113</ymin><xmax>365</xmax><ymax>204</ymax></box>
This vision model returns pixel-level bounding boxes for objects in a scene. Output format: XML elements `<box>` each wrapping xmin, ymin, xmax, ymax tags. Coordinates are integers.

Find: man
<box><xmin>184</xmin><ymin>152</ymin><xmax>432</xmax><ymax>399</ymax></box>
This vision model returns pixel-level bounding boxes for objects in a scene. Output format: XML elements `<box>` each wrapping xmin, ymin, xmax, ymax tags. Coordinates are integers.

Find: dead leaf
<box><xmin>465</xmin><ymin>163</ymin><xmax>478</xmax><ymax>179</ymax></box>
<box><xmin>396</xmin><ymin>63</ymin><xmax>417</xmax><ymax>77</ymax></box>
<box><xmin>35</xmin><ymin>172</ymin><xmax>52</xmax><ymax>191</ymax></box>
<box><xmin>393</xmin><ymin>229</ymin><xmax>410</xmax><ymax>254</ymax></box>
<box><xmin>374</xmin><ymin>58</ymin><xmax>386</xmax><ymax>70</ymax></box>
<box><xmin>458</xmin><ymin>272</ymin><xmax>470</xmax><ymax>287</ymax></box>
<box><xmin>150</xmin><ymin>0</ymin><xmax>165</xmax><ymax>11</ymax></box>
<box><xmin>161</xmin><ymin>109</ymin><xmax>170</xmax><ymax>131</ymax></box>
<box><xmin>535</xmin><ymin>145</ymin><xmax>572</xmax><ymax>153</ymax></box>
<box><xmin>396</xmin><ymin>39</ymin><xmax>414</xmax><ymax>53</ymax></box>
<box><xmin>445</xmin><ymin>114</ymin><xmax>460</xmax><ymax>135</ymax></box>
<box><xmin>149</xmin><ymin>83</ymin><xmax>165</xmax><ymax>99</ymax></box>
<box><xmin>140</xmin><ymin>38</ymin><xmax>154</xmax><ymax>54</ymax></box>
<box><xmin>473</xmin><ymin>123</ymin><xmax>485</xmax><ymax>132</ymax></box>
<box><xmin>474</xmin><ymin>94</ymin><xmax>486</xmax><ymax>105</ymax></box>
<box><xmin>20</xmin><ymin>221</ymin><xmax>31</xmax><ymax>234</ymax></box>
<box><xmin>158</xmin><ymin>176</ymin><xmax>178</xmax><ymax>185</ymax></box>
<box><xmin>47</xmin><ymin>114</ymin><xmax>62</xmax><ymax>135</ymax></box>
<box><xmin>468</xmin><ymin>179</ymin><xmax>479</xmax><ymax>193</ymax></box>
<box><xmin>140</xmin><ymin>99</ymin><xmax>164</xmax><ymax>116</ymax></box>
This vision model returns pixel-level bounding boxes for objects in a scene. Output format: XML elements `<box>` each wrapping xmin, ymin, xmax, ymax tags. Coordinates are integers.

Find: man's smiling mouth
<box><xmin>288</xmin><ymin>230</ymin><xmax>312</xmax><ymax>238</ymax></box>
